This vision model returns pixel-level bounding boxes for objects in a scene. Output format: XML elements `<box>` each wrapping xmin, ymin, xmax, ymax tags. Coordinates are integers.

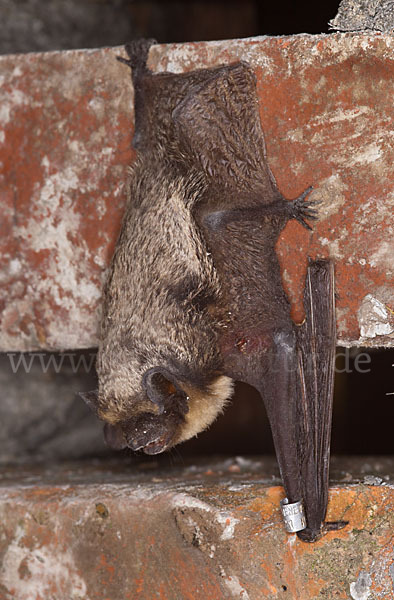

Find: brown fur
<box><xmin>95</xmin><ymin>155</ymin><xmax>234</xmax><ymax>448</ymax></box>
<box><xmin>86</xmin><ymin>41</ymin><xmax>317</xmax><ymax>464</ymax></box>
<box><xmin>84</xmin><ymin>41</ymin><xmax>342</xmax><ymax>542</ymax></box>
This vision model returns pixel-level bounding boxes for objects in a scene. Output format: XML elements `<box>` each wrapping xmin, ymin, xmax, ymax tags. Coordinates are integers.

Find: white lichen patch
<box><xmin>0</xmin><ymin>525</ymin><xmax>89</xmax><ymax>600</ymax></box>
<box><xmin>8</xmin><ymin>258</ymin><xmax>22</xmax><ymax>276</ymax></box>
<box><xmin>348</xmin><ymin>143</ymin><xmax>383</xmax><ymax>166</ymax></box>
<box><xmin>358</xmin><ymin>294</ymin><xmax>394</xmax><ymax>339</ymax></box>
<box><xmin>222</xmin><ymin>572</ymin><xmax>251</xmax><ymax>599</ymax></box>
<box><xmin>152</xmin><ymin>37</ymin><xmax>275</xmax><ymax>75</ymax></box>
<box><xmin>38</xmin><ymin>166</ymin><xmax>79</xmax><ymax>209</ymax></box>
<box><xmin>14</xmin><ymin>162</ymin><xmax>103</xmax><ymax>347</ymax></box>
<box><xmin>310</xmin><ymin>174</ymin><xmax>348</xmax><ymax>220</ymax></box>
<box><xmin>368</xmin><ymin>241</ymin><xmax>394</xmax><ymax>275</ymax></box>
<box><xmin>309</xmin><ymin>106</ymin><xmax>371</xmax><ymax>126</ymax></box>
<box><xmin>172</xmin><ymin>493</ymin><xmax>239</xmax><ymax>541</ymax></box>
<box><xmin>0</xmin><ymin>88</ymin><xmax>29</xmax><ymax>125</ymax></box>
<box><xmin>216</xmin><ymin>512</ymin><xmax>239</xmax><ymax>541</ymax></box>
<box><xmin>322</xmin><ymin>34</ymin><xmax>393</xmax><ymax>66</ymax></box>
<box><xmin>11</xmin><ymin>66</ymin><xmax>23</xmax><ymax>79</ymax></box>
<box><xmin>350</xmin><ymin>570</ymin><xmax>372</xmax><ymax>600</ymax></box>
<box><xmin>172</xmin><ymin>493</ymin><xmax>214</xmax><ymax>513</ymax></box>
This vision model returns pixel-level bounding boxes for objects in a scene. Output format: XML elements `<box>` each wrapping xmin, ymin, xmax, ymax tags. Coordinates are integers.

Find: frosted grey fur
<box><xmin>96</xmin><ymin>159</ymin><xmax>223</xmax><ymax>423</ymax></box>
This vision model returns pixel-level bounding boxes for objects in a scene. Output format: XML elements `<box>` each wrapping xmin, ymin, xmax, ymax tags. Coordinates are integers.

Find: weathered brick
<box><xmin>0</xmin><ymin>457</ymin><xmax>393</xmax><ymax>599</ymax></box>
<box><xmin>1</xmin><ymin>35</ymin><xmax>393</xmax><ymax>351</ymax></box>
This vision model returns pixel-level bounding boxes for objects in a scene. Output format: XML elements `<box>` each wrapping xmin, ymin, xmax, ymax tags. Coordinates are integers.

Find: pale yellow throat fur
<box><xmin>174</xmin><ymin>375</ymin><xmax>234</xmax><ymax>444</ymax></box>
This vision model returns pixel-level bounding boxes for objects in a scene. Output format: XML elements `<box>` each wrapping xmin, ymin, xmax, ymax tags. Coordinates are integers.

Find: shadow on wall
<box><xmin>0</xmin><ymin>0</ymin><xmax>341</xmax><ymax>55</ymax></box>
<box><xmin>0</xmin><ymin>347</ymin><xmax>393</xmax><ymax>462</ymax></box>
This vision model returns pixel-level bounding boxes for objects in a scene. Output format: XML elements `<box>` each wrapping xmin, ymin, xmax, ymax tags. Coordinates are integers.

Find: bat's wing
<box><xmin>120</xmin><ymin>43</ymin><xmax>280</xmax><ymax>202</ymax></box>
<box><xmin>172</xmin><ymin>63</ymin><xmax>281</xmax><ymax>202</ymax></box>
<box><xmin>295</xmin><ymin>259</ymin><xmax>345</xmax><ymax>541</ymax></box>
<box><xmin>173</xmin><ymin>64</ymin><xmax>342</xmax><ymax>540</ymax></box>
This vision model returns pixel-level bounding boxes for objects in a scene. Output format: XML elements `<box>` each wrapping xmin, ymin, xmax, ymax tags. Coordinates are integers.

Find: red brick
<box><xmin>0</xmin><ymin>458</ymin><xmax>393</xmax><ymax>599</ymax></box>
<box><xmin>1</xmin><ymin>35</ymin><xmax>393</xmax><ymax>351</ymax></box>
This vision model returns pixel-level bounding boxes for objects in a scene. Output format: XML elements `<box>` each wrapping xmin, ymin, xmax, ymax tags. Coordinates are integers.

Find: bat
<box><xmin>81</xmin><ymin>39</ymin><xmax>346</xmax><ymax>541</ymax></box>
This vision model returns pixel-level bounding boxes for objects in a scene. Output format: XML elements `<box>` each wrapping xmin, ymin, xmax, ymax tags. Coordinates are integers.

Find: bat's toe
<box><xmin>289</xmin><ymin>185</ymin><xmax>320</xmax><ymax>230</ymax></box>
<box><xmin>296</xmin><ymin>520</ymin><xmax>348</xmax><ymax>542</ymax></box>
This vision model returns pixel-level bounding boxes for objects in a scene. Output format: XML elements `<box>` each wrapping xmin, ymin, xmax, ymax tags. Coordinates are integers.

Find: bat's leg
<box><xmin>116</xmin><ymin>38</ymin><xmax>156</xmax><ymax>73</ymax></box>
<box><xmin>202</xmin><ymin>186</ymin><xmax>317</xmax><ymax>232</ymax></box>
<box><xmin>287</xmin><ymin>186</ymin><xmax>318</xmax><ymax>231</ymax></box>
<box><xmin>117</xmin><ymin>39</ymin><xmax>156</xmax><ymax>149</ymax></box>
<box><xmin>255</xmin><ymin>328</ymin><xmax>303</xmax><ymax>508</ymax></box>
<box><xmin>295</xmin><ymin>259</ymin><xmax>347</xmax><ymax>541</ymax></box>
<box><xmin>199</xmin><ymin>209</ymin><xmax>344</xmax><ymax>541</ymax></box>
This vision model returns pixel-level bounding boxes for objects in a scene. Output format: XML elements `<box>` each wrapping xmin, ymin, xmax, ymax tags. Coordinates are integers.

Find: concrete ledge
<box><xmin>0</xmin><ymin>456</ymin><xmax>393</xmax><ymax>599</ymax></box>
<box><xmin>1</xmin><ymin>34</ymin><xmax>393</xmax><ymax>351</ymax></box>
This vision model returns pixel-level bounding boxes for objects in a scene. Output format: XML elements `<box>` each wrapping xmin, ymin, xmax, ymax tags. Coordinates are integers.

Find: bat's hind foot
<box><xmin>324</xmin><ymin>520</ymin><xmax>348</xmax><ymax>532</ymax></box>
<box><xmin>117</xmin><ymin>39</ymin><xmax>156</xmax><ymax>72</ymax></box>
<box><xmin>297</xmin><ymin>520</ymin><xmax>348</xmax><ymax>542</ymax></box>
<box><xmin>289</xmin><ymin>186</ymin><xmax>319</xmax><ymax>231</ymax></box>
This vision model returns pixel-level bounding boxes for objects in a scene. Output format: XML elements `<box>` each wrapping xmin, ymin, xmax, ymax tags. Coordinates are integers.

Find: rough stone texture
<box><xmin>330</xmin><ymin>0</ymin><xmax>394</xmax><ymax>32</ymax></box>
<box><xmin>1</xmin><ymin>34</ymin><xmax>393</xmax><ymax>352</ymax></box>
<box><xmin>0</xmin><ymin>456</ymin><xmax>393</xmax><ymax>599</ymax></box>
<box><xmin>0</xmin><ymin>47</ymin><xmax>133</xmax><ymax>351</ymax></box>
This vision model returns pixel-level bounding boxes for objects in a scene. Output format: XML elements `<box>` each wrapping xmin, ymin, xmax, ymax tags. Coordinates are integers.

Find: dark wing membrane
<box><xmin>295</xmin><ymin>259</ymin><xmax>337</xmax><ymax>541</ymax></box>
<box><xmin>172</xmin><ymin>63</ymin><xmax>280</xmax><ymax>200</ymax></box>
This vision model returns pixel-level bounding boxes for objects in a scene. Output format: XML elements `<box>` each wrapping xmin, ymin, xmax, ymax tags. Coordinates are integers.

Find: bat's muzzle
<box><xmin>124</xmin><ymin>410</ymin><xmax>183</xmax><ymax>454</ymax></box>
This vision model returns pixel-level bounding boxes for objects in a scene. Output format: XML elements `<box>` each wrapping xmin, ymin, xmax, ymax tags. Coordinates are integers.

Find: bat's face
<box><xmin>103</xmin><ymin>368</ymin><xmax>190</xmax><ymax>455</ymax></box>
<box><xmin>81</xmin><ymin>368</ymin><xmax>233</xmax><ymax>455</ymax></box>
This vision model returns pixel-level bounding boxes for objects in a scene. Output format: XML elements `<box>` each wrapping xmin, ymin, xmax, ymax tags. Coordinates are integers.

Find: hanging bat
<box><xmin>81</xmin><ymin>40</ymin><xmax>345</xmax><ymax>541</ymax></box>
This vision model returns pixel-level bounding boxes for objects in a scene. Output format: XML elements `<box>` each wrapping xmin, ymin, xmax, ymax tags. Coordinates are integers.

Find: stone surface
<box><xmin>330</xmin><ymin>0</ymin><xmax>394</xmax><ymax>33</ymax></box>
<box><xmin>0</xmin><ymin>456</ymin><xmax>393</xmax><ymax>599</ymax></box>
<box><xmin>1</xmin><ymin>34</ymin><xmax>393</xmax><ymax>351</ymax></box>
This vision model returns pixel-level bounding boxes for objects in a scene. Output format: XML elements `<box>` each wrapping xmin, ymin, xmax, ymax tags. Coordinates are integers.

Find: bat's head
<box><xmin>80</xmin><ymin>367</ymin><xmax>233</xmax><ymax>455</ymax></box>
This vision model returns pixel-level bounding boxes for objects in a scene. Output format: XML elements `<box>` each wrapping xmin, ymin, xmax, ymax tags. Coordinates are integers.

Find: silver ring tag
<box><xmin>280</xmin><ymin>498</ymin><xmax>307</xmax><ymax>533</ymax></box>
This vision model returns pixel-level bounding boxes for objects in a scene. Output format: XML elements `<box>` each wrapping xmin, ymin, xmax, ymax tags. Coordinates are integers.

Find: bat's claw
<box><xmin>324</xmin><ymin>520</ymin><xmax>349</xmax><ymax>532</ymax></box>
<box><xmin>117</xmin><ymin>39</ymin><xmax>157</xmax><ymax>72</ymax></box>
<box><xmin>296</xmin><ymin>520</ymin><xmax>348</xmax><ymax>542</ymax></box>
<box><xmin>117</xmin><ymin>55</ymin><xmax>133</xmax><ymax>68</ymax></box>
<box><xmin>289</xmin><ymin>186</ymin><xmax>318</xmax><ymax>231</ymax></box>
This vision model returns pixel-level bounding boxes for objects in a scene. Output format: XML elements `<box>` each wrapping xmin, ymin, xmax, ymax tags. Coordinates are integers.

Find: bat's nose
<box><xmin>125</xmin><ymin>412</ymin><xmax>177</xmax><ymax>454</ymax></box>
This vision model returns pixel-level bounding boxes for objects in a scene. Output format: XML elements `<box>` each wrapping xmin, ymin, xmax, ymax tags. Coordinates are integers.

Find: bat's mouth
<box><xmin>103</xmin><ymin>386</ymin><xmax>188</xmax><ymax>454</ymax></box>
<box><xmin>103</xmin><ymin>419</ymin><xmax>176</xmax><ymax>454</ymax></box>
<box><xmin>124</xmin><ymin>410</ymin><xmax>182</xmax><ymax>455</ymax></box>
<box><xmin>141</xmin><ymin>435</ymin><xmax>172</xmax><ymax>455</ymax></box>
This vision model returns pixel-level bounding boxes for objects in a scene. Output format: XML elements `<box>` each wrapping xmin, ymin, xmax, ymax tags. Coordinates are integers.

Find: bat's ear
<box><xmin>142</xmin><ymin>367</ymin><xmax>188</xmax><ymax>414</ymax></box>
<box><xmin>78</xmin><ymin>390</ymin><xmax>99</xmax><ymax>415</ymax></box>
<box><xmin>103</xmin><ymin>423</ymin><xmax>127</xmax><ymax>450</ymax></box>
